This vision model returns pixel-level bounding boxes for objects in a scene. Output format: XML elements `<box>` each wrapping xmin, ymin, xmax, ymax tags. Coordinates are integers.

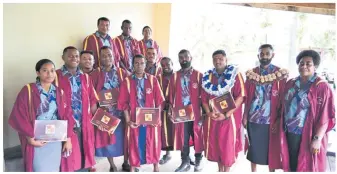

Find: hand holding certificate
<box><xmin>34</xmin><ymin>120</ymin><xmax>68</xmax><ymax>142</ymax></box>
<box><xmin>98</xmin><ymin>88</ymin><xmax>119</xmax><ymax>107</ymax></box>
<box><xmin>135</xmin><ymin>107</ymin><xmax>160</xmax><ymax>126</ymax></box>
<box><xmin>91</xmin><ymin>108</ymin><xmax>121</xmax><ymax>134</ymax></box>
<box><xmin>171</xmin><ymin>104</ymin><xmax>195</xmax><ymax>123</ymax></box>
<box><xmin>209</xmin><ymin>92</ymin><xmax>236</xmax><ymax>115</ymax></box>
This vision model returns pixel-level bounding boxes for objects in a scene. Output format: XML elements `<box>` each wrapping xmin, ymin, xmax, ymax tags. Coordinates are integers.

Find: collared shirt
<box><xmin>95</xmin><ymin>31</ymin><xmax>111</xmax><ymax>47</ymax></box>
<box><xmin>180</xmin><ymin>68</ymin><xmax>194</xmax><ymax>106</ymax></box>
<box><xmin>102</xmin><ymin>65</ymin><xmax>122</xmax><ymax>116</ymax></box>
<box><xmin>284</xmin><ymin>74</ymin><xmax>317</xmax><ymax>134</ymax></box>
<box><xmin>36</xmin><ymin>81</ymin><xmax>58</xmax><ymax>120</ymax></box>
<box><xmin>61</xmin><ymin>65</ymin><xmax>83</xmax><ymax>127</ymax></box>
<box><xmin>145</xmin><ymin>63</ymin><xmax>157</xmax><ymax>76</ymax></box>
<box><xmin>132</xmin><ymin>73</ymin><xmax>148</xmax><ymax>108</ymax></box>
<box><xmin>145</xmin><ymin>39</ymin><xmax>153</xmax><ymax>48</ymax></box>
<box><xmin>121</xmin><ymin>35</ymin><xmax>134</xmax><ymax>70</ymax></box>
<box><xmin>102</xmin><ymin>66</ymin><xmax>119</xmax><ymax>90</ymax></box>
<box><xmin>249</xmin><ymin>64</ymin><xmax>276</xmax><ymax>124</ymax></box>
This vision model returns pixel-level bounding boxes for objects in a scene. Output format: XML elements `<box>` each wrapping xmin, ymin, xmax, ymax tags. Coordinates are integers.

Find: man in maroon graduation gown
<box><xmin>117</xmin><ymin>54</ymin><xmax>165</xmax><ymax>172</ymax></box>
<box><xmin>113</xmin><ymin>19</ymin><xmax>140</xmax><ymax>74</ymax></box>
<box><xmin>243</xmin><ymin>44</ymin><xmax>285</xmax><ymax>172</ymax></box>
<box><xmin>83</xmin><ymin>17</ymin><xmax>120</xmax><ymax>69</ymax></box>
<box><xmin>167</xmin><ymin>49</ymin><xmax>204</xmax><ymax>172</ymax></box>
<box><xmin>145</xmin><ymin>47</ymin><xmax>162</xmax><ymax>76</ymax></box>
<box><xmin>201</xmin><ymin>50</ymin><xmax>246</xmax><ymax>172</ymax></box>
<box><xmin>54</xmin><ymin>46</ymin><xmax>98</xmax><ymax>172</ymax></box>
<box><xmin>157</xmin><ymin>57</ymin><xmax>174</xmax><ymax>164</ymax></box>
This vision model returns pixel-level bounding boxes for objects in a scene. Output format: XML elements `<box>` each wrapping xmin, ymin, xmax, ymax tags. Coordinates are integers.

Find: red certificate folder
<box><xmin>135</xmin><ymin>107</ymin><xmax>160</xmax><ymax>125</ymax></box>
<box><xmin>171</xmin><ymin>104</ymin><xmax>194</xmax><ymax>123</ymax></box>
<box><xmin>98</xmin><ymin>88</ymin><xmax>119</xmax><ymax>107</ymax></box>
<box><xmin>34</xmin><ymin>120</ymin><xmax>68</xmax><ymax>142</ymax></box>
<box><xmin>209</xmin><ymin>92</ymin><xmax>236</xmax><ymax>114</ymax></box>
<box><xmin>91</xmin><ymin>108</ymin><xmax>121</xmax><ymax>133</ymax></box>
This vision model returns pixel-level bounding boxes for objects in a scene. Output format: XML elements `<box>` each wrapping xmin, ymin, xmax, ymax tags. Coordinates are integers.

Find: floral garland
<box><xmin>202</xmin><ymin>65</ymin><xmax>239</xmax><ymax>96</ymax></box>
<box><xmin>245</xmin><ymin>68</ymin><xmax>289</xmax><ymax>85</ymax></box>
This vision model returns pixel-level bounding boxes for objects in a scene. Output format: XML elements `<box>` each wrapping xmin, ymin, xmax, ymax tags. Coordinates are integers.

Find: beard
<box><xmin>180</xmin><ymin>61</ymin><xmax>191</xmax><ymax>69</ymax></box>
<box><xmin>259</xmin><ymin>58</ymin><xmax>272</xmax><ymax>66</ymax></box>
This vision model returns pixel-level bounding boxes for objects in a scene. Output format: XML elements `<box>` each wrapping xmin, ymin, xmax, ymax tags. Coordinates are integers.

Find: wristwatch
<box><xmin>312</xmin><ymin>135</ymin><xmax>319</xmax><ymax>141</ymax></box>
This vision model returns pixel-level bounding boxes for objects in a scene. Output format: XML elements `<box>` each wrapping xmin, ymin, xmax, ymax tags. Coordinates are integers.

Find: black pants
<box><xmin>181</xmin><ymin>121</ymin><xmax>202</xmax><ymax>162</ymax></box>
<box><xmin>286</xmin><ymin>132</ymin><xmax>302</xmax><ymax>172</ymax></box>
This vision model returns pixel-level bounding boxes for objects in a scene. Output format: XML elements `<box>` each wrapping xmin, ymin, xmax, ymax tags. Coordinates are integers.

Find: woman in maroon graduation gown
<box><xmin>280</xmin><ymin>50</ymin><xmax>335</xmax><ymax>172</ymax></box>
<box><xmin>8</xmin><ymin>59</ymin><xmax>74</xmax><ymax>172</ymax></box>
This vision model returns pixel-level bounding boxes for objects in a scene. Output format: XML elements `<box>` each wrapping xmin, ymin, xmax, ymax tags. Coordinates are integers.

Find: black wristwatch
<box><xmin>312</xmin><ymin>135</ymin><xmax>319</xmax><ymax>141</ymax></box>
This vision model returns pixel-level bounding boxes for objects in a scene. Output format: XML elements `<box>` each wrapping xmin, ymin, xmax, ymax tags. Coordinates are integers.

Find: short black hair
<box><xmin>258</xmin><ymin>44</ymin><xmax>274</xmax><ymax>51</ymax></box>
<box><xmin>178</xmin><ymin>49</ymin><xmax>191</xmax><ymax>56</ymax></box>
<box><xmin>132</xmin><ymin>54</ymin><xmax>146</xmax><ymax>65</ymax></box>
<box><xmin>212</xmin><ymin>50</ymin><xmax>226</xmax><ymax>57</ymax></box>
<box><xmin>35</xmin><ymin>59</ymin><xmax>55</xmax><ymax>72</ymax></box>
<box><xmin>100</xmin><ymin>46</ymin><xmax>112</xmax><ymax>53</ymax></box>
<box><xmin>80</xmin><ymin>50</ymin><xmax>94</xmax><ymax>57</ymax></box>
<box><xmin>160</xmin><ymin>57</ymin><xmax>173</xmax><ymax>65</ymax></box>
<box><xmin>122</xmin><ymin>19</ymin><xmax>132</xmax><ymax>27</ymax></box>
<box><xmin>142</xmin><ymin>26</ymin><xmax>152</xmax><ymax>32</ymax></box>
<box><xmin>146</xmin><ymin>47</ymin><xmax>156</xmax><ymax>52</ymax></box>
<box><xmin>296</xmin><ymin>50</ymin><xmax>321</xmax><ymax>67</ymax></box>
<box><xmin>63</xmin><ymin>46</ymin><xmax>78</xmax><ymax>55</ymax></box>
<box><xmin>97</xmin><ymin>17</ymin><xmax>110</xmax><ymax>26</ymax></box>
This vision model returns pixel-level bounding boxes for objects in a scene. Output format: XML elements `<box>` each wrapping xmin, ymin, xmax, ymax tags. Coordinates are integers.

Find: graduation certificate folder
<box><xmin>91</xmin><ymin>108</ymin><xmax>121</xmax><ymax>133</ymax></box>
<box><xmin>34</xmin><ymin>120</ymin><xmax>68</xmax><ymax>142</ymax></box>
<box><xmin>209</xmin><ymin>92</ymin><xmax>236</xmax><ymax>114</ymax></box>
<box><xmin>99</xmin><ymin>88</ymin><xmax>119</xmax><ymax>107</ymax></box>
<box><xmin>171</xmin><ymin>104</ymin><xmax>194</xmax><ymax>123</ymax></box>
<box><xmin>135</xmin><ymin>107</ymin><xmax>160</xmax><ymax>125</ymax></box>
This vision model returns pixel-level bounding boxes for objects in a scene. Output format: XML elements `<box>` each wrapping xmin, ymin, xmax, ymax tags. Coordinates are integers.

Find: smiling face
<box><xmin>298</xmin><ymin>56</ymin><xmax>316</xmax><ymax>77</ymax></box>
<box><xmin>80</xmin><ymin>53</ymin><xmax>94</xmax><ymax>69</ymax></box>
<box><xmin>160</xmin><ymin>58</ymin><xmax>173</xmax><ymax>74</ymax></box>
<box><xmin>213</xmin><ymin>53</ymin><xmax>227</xmax><ymax>70</ymax></box>
<box><xmin>36</xmin><ymin>63</ymin><xmax>56</xmax><ymax>83</ymax></box>
<box><xmin>62</xmin><ymin>49</ymin><xmax>80</xmax><ymax>68</ymax></box>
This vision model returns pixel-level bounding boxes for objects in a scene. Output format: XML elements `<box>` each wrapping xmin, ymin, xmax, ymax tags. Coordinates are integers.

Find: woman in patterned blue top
<box><xmin>9</xmin><ymin>59</ymin><xmax>73</xmax><ymax>172</ymax></box>
<box><xmin>280</xmin><ymin>50</ymin><xmax>335</xmax><ymax>172</ymax></box>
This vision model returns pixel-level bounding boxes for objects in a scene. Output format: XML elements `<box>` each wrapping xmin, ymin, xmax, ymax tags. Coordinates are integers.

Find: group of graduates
<box><xmin>8</xmin><ymin>17</ymin><xmax>335</xmax><ymax>172</ymax></box>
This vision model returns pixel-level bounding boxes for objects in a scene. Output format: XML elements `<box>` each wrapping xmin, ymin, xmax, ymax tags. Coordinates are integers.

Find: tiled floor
<box><xmin>95</xmin><ymin>150</ymin><xmax>276</xmax><ymax>172</ymax></box>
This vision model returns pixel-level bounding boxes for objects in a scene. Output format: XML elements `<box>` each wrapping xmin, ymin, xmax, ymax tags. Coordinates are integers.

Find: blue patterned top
<box><xmin>123</xmin><ymin>36</ymin><xmax>133</xmax><ymax>70</ymax></box>
<box><xmin>61</xmin><ymin>65</ymin><xmax>83</xmax><ymax>127</ymax></box>
<box><xmin>145</xmin><ymin>39</ymin><xmax>153</xmax><ymax>48</ymax></box>
<box><xmin>284</xmin><ymin>74</ymin><xmax>317</xmax><ymax>134</ymax></box>
<box><xmin>36</xmin><ymin>81</ymin><xmax>58</xmax><ymax>120</ymax></box>
<box><xmin>180</xmin><ymin>68</ymin><xmax>193</xmax><ymax>106</ymax></box>
<box><xmin>102</xmin><ymin>66</ymin><xmax>122</xmax><ymax>117</ymax></box>
<box><xmin>95</xmin><ymin>31</ymin><xmax>111</xmax><ymax>47</ymax></box>
<box><xmin>249</xmin><ymin>65</ymin><xmax>275</xmax><ymax>124</ymax></box>
<box><xmin>132</xmin><ymin>74</ymin><xmax>148</xmax><ymax>108</ymax></box>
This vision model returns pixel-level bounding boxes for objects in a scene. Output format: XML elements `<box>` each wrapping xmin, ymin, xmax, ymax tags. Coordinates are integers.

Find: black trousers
<box><xmin>286</xmin><ymin>132</ymin><xmax>302</xmax><ymax>172</ymax></box>
<box><xmin>181</xmin><ymin>121</ymin><xmax>202</xmax><ymax>162</ymax></box>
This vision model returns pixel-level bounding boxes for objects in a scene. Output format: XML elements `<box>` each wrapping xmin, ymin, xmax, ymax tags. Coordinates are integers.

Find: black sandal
<box><xmin>122</xmin><ymin>162</ymin><xmax>139</xmax><ymax>172</ymax></box>
<box><xmin>159</xmin><ymin>155</ymin><xmax>172</xmax><ymax>164</ymax></box>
